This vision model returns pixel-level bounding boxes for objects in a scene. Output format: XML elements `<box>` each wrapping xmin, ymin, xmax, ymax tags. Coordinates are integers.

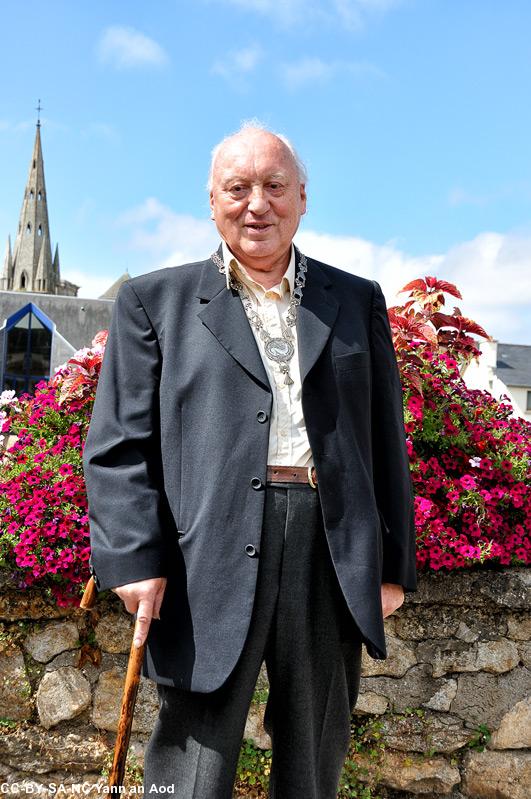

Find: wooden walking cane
<box><xmin>80</xmin><ymin>576</ymin><xmax>146</xmax><ymax>789</ymax></box>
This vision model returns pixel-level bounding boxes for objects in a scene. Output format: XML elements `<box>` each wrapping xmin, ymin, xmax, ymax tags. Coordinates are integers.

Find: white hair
<box><xmin>207</xmin><ymin>119</ymin><xmax>308</xmax><ymax>191</ymax></box>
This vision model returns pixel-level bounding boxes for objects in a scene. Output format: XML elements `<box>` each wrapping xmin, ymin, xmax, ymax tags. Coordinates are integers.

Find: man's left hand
<box><xmin>381</xmin><ymin>583</ymin><xmax>405</xmax><ymax>618</ymax></box>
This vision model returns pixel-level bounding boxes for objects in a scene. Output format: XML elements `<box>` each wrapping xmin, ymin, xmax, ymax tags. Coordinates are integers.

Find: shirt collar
<box><xmin>221</xmin><ymin>241</ymin><xmax>295</xmax><ymax>299</ymax></box>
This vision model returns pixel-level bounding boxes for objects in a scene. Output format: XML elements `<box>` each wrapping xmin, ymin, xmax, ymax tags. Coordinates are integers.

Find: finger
<box><xmin>152</xmin><ymin>583</ymin><xmax>166</xmax><ymax>620</ymax></box>
<box><xmin>133</xmin><ymin>597</ymin><xmax>154</xmax><ymax>648</ymax></box>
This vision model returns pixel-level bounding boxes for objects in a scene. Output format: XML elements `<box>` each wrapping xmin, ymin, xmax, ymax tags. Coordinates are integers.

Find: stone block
<box><xmin>462</xmin><ymin>750</ymin><xmax>531</xmax><ymax>799</ymax></box>
<box><xmin>451</xmin><ymin>667</ymin><xmax>530</xmax><ymax>727</ymax></box>
<box><xmin>94</xmin><ymin>611</ymin><xmax>134</xmax><ymax>654</ymax></box>
<box><xmin>361</xmin><ymin>634</ymin><xmax>417</xmax><ymax>677</ymax></box>
<box><xmin>24</xmin><ymin>621</ymin><xmax>79</xmax><ymax>663</ymax></box>
<box><xmin>423</xmin><ymin>679</ymin><xmax>458</xmax><ymax>712</ymax></box>
<box><xmin>489</xmin><ymin>698</ymin><xmax>531</xmax><ymax>749</ymax></box>
<box><xmin>0</xmin><ymin>590</ymin><xmax>71</xmax><ymax>621</ymax></box>
<box><xmin>244</xmin><ymin>703</ymin><xmax>271</xmax><ymax>750</ymax></box>
<box><xmin>477</xmin><ymin>569</ymin><xmax>531</xmax><ymax>610</ymax></box>
<box><xmin>395</xmin><ymin>604</ymin><xmax>507</xmax><ymax>642</ymax></box>
<box><xmin>417</xmin><ymin>639</ymin><xmax>519</xmax><ymax>678</ymax></box>
<box><xmin>350</xmin><ymin>750</ymin><xmax>460</xmax><ymax>794</ymax></box>
<box><xmin>36</xmin><ymin>667</ymin><xmax>91</xmax><ymax>729</ymax></box>
<box><xmin>0</xmin><ymin>643</ymin><xmax>32</xmax><ymax>720</ymax></box>
<box><xmin>0</xmin><ymin>727</ymin><xmax>108</xmax><ymax>774</ymax></box>
<box><xmin>354</xmin><ymin>691</ymin><xmax>389</xmax><ymax>715</ymax></box>
<box><xmin>517</xmin><ymin>641</ymin><xmax>531</xmax><ymax>667</ymax></box>
<box><xmin>360</xmin><ymin>665</ymin><xmax>445</xmax><ymax>713</ymax></box>
<box><xmin>92</xmin><ymin>667</ymin><xmax>158</xmax><ymax>733</ymax></box>
<box><xmin>380</xmin><ymin>712</ymin><xmax>472</xmax><ymax>753</ymax></box>
<box><xmin>507</xmin><ymin>612</ymin><xmax>531</xmax><ymax>641</ymax></box>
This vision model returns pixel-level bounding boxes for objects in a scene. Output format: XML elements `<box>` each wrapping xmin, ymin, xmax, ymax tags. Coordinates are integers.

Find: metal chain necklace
<box><xmin>210</xmin><ymin>247</ymin><xmax>308</xmax><ymax>386</ymax></box>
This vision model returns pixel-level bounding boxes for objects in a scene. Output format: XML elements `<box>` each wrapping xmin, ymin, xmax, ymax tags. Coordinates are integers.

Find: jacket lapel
<box><xmin>196</xmin><ymin>253</ymin><xmax>271</xmax><ymax>392</ymax></box>
<box><xmin>297</xmin><ymin>257</ymin><xmax>339</xmax><ymax>384</ymax></box>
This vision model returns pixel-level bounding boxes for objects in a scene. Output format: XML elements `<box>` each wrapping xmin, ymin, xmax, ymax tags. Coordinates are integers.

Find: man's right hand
<box><xmin>112</xmin><ymin>577</ymin><xmax>167</xmax><ymax>648</ymax></box>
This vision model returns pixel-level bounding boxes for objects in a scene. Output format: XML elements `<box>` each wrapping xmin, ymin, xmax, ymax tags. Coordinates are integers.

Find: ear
<box><xmin>299</xmin><ymin>183</ymin><xmax>307</xmax><ymax>216</ymax></box>
<box><xmin>209</xmin><ymin>190</ymin><xmax>215</xmax><ymax>220</ymax></box>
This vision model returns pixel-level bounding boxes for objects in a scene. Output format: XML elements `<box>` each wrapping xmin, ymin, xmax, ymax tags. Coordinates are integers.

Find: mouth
<box><xmin>245</xmin><ymin>223</ymin><xmax>272</xmax><ymax>231</ymax></box>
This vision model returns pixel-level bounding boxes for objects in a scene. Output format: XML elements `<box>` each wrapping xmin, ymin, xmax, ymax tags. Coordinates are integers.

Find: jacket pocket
<box><xmin>334</xmin><ymin>349</ymin><xmax>370</xmax><ymax>373</ymax></box>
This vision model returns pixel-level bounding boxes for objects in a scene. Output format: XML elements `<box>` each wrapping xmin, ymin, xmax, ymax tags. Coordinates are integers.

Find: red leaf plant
<box><xmin>389</xmin><ymin>277</ymin><xmax>531</xmax><ymax>572</ymax></box>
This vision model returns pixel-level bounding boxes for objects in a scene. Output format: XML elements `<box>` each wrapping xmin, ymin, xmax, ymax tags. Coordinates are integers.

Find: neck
<box><xmin>231</xmin><ymin>247</ymin><xmax>291</xmax><ymax>290</ymax></box>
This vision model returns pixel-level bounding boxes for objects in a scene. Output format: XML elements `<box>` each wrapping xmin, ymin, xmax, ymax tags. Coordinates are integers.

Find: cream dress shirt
<box><xmin>221</xmin><ymin>241</ymin><xmax>313</xmax><ymax>467</ymax></box>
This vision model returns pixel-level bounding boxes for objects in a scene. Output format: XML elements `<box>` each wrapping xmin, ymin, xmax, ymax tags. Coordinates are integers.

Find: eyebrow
<box><xmin>222</xmin><ymin>172</ymin><xmax>290</xmax><ymax>187</ymax></box>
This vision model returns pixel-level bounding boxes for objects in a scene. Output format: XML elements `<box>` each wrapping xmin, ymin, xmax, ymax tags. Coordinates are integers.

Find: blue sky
<box><xmin>1</xmin><ymin>0</ymin><xmax>531</xmax><ymax>343</ymax></box>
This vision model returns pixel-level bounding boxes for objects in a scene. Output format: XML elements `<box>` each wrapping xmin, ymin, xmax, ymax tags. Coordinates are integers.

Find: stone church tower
<box><xmin>0</xmin><ymin>121</ymin><xmax>78</xmax><ymax>296</ymax></box>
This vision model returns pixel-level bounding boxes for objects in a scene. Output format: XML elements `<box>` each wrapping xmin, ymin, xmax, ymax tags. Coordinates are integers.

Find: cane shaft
<box><xmin>80</xmin><ymin>576</ymin><xmax>98</xmax><ymax>610</ymax></box>
<box><xmin>108</xmin><ymin>631</ymin><xmax>146</xmax><ymax>787</ymax></box>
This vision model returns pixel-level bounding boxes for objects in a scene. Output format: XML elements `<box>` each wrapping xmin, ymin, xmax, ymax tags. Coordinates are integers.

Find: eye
<box><xmin>229</xmin><ymin>184</ymin><xmax>246</xmax><ymax>196</ymax></box>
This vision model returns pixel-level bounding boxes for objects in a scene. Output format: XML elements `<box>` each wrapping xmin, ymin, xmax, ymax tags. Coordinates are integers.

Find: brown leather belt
<box><xmin>266</xmin><ymin>465</ymin><xmax>318</xmax><ymax>488</ymax></box>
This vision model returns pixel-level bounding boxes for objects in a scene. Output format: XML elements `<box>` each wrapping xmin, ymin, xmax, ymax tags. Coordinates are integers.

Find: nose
<box><xmin>247</xmin><ymin>186</ymin><xmax>269</xmax><ymax>215</ymax></box>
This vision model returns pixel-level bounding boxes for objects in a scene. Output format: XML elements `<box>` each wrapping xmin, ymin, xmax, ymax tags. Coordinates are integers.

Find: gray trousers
<box><xmin>143</xmin><ymin>483</ymin><xmax>362</xmax><ymax>798</ymax></box>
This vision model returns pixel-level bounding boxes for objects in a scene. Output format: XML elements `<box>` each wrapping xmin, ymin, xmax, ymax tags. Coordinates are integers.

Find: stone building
<box><xmin>0</xmin><ymin>120</ymin><xmax>128</xmax><ymax>393</ymax></box>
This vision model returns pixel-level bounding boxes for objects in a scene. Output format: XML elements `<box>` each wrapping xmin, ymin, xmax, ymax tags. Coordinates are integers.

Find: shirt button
<box><xmin>245</xmin><ymin>544</ymin><xmax>257</xmax><ymax>557</ymax></box>
<box><xmin>256</xmin><ymin>410</ymin><xmax>268</xmax><ymax>423</ymax></box>
<box><xmin>251</xmin><ymin>477</ymin><xmax>263</xmax><ymax>490</ymax></box>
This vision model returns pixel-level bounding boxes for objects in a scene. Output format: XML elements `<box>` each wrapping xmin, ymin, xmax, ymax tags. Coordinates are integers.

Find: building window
<box><xmin>38</xmin><ymin>225</ymin><xmax>42</xmax><ymax>236</ymax></box>
<box><xmin>527</xmin><ymin>390</ymin><xmax>531</xmax><ymax>411</ymax></box>
<box><xmin>29</xmin><ymin>190</ymin><xmax>34</xmax><ymax>200</ymax></box>
<box><xmin>38</xmin><ymin>191</ymin><xmax>42</xmax><ymax>201</ymax></box>
<box><xmin>26</xmin><ymin>223</ymin><xmax>31</xmax><ymax>234</ymax></box>
<box><xmin>1</xmin><ymin>304</ymin><xmax>53</xmax><ymax>394</ymax></box>
<box><xmin>20</xmin><ymin>272</ymin><xmax>27</xmax><ymax>289</ymax></box>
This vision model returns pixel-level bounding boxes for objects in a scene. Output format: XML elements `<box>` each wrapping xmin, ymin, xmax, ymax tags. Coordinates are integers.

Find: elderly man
<box><xmin>83</xmin><ymin>124</ymin><xmax>416</xmax><ymax>798</ymax></box>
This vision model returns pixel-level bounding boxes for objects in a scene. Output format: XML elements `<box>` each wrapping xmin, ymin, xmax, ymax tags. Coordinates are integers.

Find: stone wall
<box><xmin>0</xmin><ymin>568</ymin><xmax>529</xmax><ymax>797</ymax></box>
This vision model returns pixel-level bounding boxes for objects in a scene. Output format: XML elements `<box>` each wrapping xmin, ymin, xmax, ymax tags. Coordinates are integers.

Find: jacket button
<box><xmin>245</xmin><ymin>544</ymin><xmax>257</xmax><ymax>557</ymax></box>
<box><xmin>256</xmin><ymin>410</ymin><xmax>268</xmax><ymax>423</ymax></box>
<box><xmin>251</xmin><ymin>477</ymin><xmax>263</xmax><ymax>490</ymax></box>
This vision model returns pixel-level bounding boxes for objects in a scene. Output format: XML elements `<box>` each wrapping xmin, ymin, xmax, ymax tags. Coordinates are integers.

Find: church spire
<box><xmin>2</xmin><ymin>108</ymin><xmax>78</xmax><ymax>297</ymax></box>
<box><xmin>9</xmin><ymin>122</ymin><xmax>53</xmax><ymax>291</ymax></box>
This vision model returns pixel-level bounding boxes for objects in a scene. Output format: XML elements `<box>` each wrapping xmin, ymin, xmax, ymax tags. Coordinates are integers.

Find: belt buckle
<box><xmin>307</xmin><ymin>466</ymin><xmax>317</xmax><ymax>489</ymax></box>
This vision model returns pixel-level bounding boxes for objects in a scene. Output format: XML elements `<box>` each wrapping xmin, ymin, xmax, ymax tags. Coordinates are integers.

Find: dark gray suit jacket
<box><xmin>83</xmin><ymin>249</ymin><xmax>417</xmax><ymax>691</ymax></box>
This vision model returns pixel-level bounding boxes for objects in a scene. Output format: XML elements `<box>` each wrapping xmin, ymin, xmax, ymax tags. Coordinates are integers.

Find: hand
<box><xmin>381</xmin><ymin>582</ymin><xmax>404</xmax><ymax>618</ymax></box>
<box><xmin>112</xmin><ymin>577</ymin><xmax>167</xmax><ymax>648</ymax></box>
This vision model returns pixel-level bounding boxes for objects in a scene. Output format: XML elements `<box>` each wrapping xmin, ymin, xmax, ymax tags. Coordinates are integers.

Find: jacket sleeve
<box><xmin>82</xmin><ymin>280</ymin><xmax>169</xmax><ymax>592</ymax></box>
<box><xmin>370</xmin><ymin>280</ymin><xmax>417</xmax><ymax>591</ymax></box>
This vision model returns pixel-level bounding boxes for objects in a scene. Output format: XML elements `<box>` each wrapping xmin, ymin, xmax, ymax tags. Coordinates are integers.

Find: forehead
<box><xmin>213</xmin><ymin>132</ymin><xmax>297</xmax><ymax>183</ymax></box>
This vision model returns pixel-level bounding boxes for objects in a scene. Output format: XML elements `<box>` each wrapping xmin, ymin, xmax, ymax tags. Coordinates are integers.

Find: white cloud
<box><xmin>297</xmin><ymin>228</ymin><xmax>531</xmax><ymax>343</ymax></box>
<box><xmin>212</xmin><ymin>45</ymin><xmax>263</xmax><ymax>85</ymax></box>
<box><xmin>215</xmin><ymin>0</ymin><xmax>307</xmax><ymax>25</ymax></box>
<box><xmin>281</xmin><ymin>57</ymin><xmax>384</xmax><ymax>89</ymax></box>
<box><xmin>62</xmin><ymin>269</ymin><xmax>116</xmax><ymax>300</ymax></box>
<box><xmin>333</xmin><ymin>0</ymin><xmax>402</xmax><ymax>30</ymax></box>
<box><xmin>97</xmin><ymin>26</ymin><xmax>169</xmax><ymax>70</ymax></box>
<box><xmin>116</xmin><ymin>198</ymin><xmax>219</xmax><ymax>268</ymax></box>
<box><xmin>211</xmin><ymin>0</ymin><xmax>401</xmax><ymax>28</ymax></box>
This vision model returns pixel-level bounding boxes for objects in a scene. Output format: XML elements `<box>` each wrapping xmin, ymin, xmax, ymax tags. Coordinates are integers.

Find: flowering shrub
<box><xmin>0</xmin><ymin>276</ymin><xmax>529</xmax><ymax>607</ymax></box>
<box><xmin>389</xmin><ymin>278</ymin><xmax>531</xmax><ymax>571</ymax></box>
<box><xmin>0</xmin><ymin>333</ymin><xmax>107</xmax><ymax>605</ymax></box>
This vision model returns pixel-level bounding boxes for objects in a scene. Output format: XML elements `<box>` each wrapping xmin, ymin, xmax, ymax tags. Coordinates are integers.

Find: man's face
<box><xmin>209</xmin><ymin>130</ymin><xmax>307</xmax><ymax>271</ymax></box>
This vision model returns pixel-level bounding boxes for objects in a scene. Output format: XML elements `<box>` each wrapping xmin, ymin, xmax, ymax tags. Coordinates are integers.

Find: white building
<box><xmin>463</xmin><ymin>340</ymin><xmax>531</xmax><ymax>422</ymax></box>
